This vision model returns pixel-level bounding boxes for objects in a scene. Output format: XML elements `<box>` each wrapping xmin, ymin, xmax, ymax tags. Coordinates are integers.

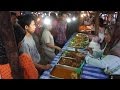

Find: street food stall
<box><xmin>78</xmin><ymin>25</ymin><xmax>95</xmax><ymax>33</ymax></box>
<box><xmin>40</xmin><ymin>33</ymin><xmax>109</xmax><ymax>79</ymax></box>
<box><xmin>0</xmin><ymin>11</ymin><xmax>119</xmax><ymax>79</ymax></box>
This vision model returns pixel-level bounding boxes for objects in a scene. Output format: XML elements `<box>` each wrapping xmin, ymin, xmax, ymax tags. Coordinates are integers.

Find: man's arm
<box><xmin>46</xmin><ymin>43</ymin><xmax>61</xmax><ymax>51</ymax></box>
<box><xmin>33</xmin><ymin>61</ymin><xmax>52</xmax><ymax>70</ymax></box>
<box><xmin>42</xmin><ymin>31</ymin><xmax>61</xmax><ymax>51</ymax></box>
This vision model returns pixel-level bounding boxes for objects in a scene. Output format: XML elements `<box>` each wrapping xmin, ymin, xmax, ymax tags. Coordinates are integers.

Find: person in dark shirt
<box><xmin>0</xmin><ymin>35</ymin><xmax>13</xmax><ymax>79</ymax></box>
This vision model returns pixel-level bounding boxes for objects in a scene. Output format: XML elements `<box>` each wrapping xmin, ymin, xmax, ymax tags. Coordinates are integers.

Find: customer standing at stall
<box><xmin>55</xmin><ymin>12</ymin><xmax>68</xmax><ymax>49</ymax></box>
<box><xmin>18</xmin><ymin>14</ymin><xmax>52</xmax><ymax>74</ymax></box>
<box><xmin>41</xmin><ymin>16</ymin><xmax>61</xmax><ymax>64</ymax></box>
<box><xmin>88</xmin><ymin>18</ymin><xmax>106</xmax><ymax>52</ymax></box>
<box><xmin>13</xmin><ymin>24</ymin><xmax>39</xmax><ymax>79</ymax></box>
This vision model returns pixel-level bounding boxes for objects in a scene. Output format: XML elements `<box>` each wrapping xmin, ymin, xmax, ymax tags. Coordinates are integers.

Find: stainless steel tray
<box><xmin>68</xmin><ymin>33</ymin><xmax>89</xmax><ymax>48</ymax></box>
<box><xmin>57</xmin><ymin>56</ymin><xmax>81</xmax><ymax>69</ymax></box>
<box><xmin>50</xmin><ymin>64</ymin><xmax>75</xmax><ymax>79</ymax></box>
<box><xmin>61</xmin><ymin>50</ymin><xmax>86</xmax><ymax>58</ymax></box>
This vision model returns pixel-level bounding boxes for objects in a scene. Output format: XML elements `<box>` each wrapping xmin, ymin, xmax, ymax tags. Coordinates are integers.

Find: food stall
<box><xmin>78</xmin><ymin>11</ymin><xmax>95</xmax><ymax>34</ymax></box>
<box><xmin>78</xmin><ymin>25</ymin><xmax>95</xmax><ymax>33</ymax></box>
<box><xmin>40</xmin><ymin>32</ymin><xmax>109</xmax><ymax>79</ymax></box>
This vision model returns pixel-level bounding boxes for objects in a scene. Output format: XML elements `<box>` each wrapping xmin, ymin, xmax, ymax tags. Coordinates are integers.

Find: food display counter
<box><xmin>78</xmin><ymin>25</ymin><xmax>95</xmax><ymax>34</ymax></box>
<box><xmin>40</xmin><ymin>33</ymin><xmax>109</xmax><ymax>79</ymax></box>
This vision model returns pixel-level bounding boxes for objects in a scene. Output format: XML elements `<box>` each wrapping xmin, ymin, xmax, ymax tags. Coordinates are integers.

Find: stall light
<box><xmin>72</xmin><ymin>17</ymin><xmax>76</xmax><ymax>21</ymax></box>
<box><xmin>48</xmin><ymin>13</ymin><xmax>50</xmax><ymax>16</ymax></box>
<box><xmin>87</xmin><ymin>13</ymin><xmax>90</xmax><ymax>17</ymax></box>
<box><xmin>81</xmin><ymin>14</ymin><xmax>84</xmax><ymax>18</ymax></box>
<box><xmin>37</xmin><ymin>18</ymin><xmax>40</xmax><ymax>22</ymax></box>
<box><xmin>56</xmin><ymin>13</ymin><xmax>58</xmax><ymax>16</ymax></box>
<box><xmin>43</xmin><ymin>17</ymin><xmax>51</xmax><ymax>25</ymax></box>
<box><xmin>42</xmin><ymin>14</ymin><xmax>44</xmax><ymax>18</ymax></box>
<box><xmin>68</xmin><ymin>13</ymin><xmax>71</xmax><ymax>16</ymax></box>
<box><xmin>48</xmin><ymin>12</ymin><xmax>51</xmax><ymax>16</ymax></box>
<box><xmin>66</xmin><ymin>18</ymin><xmax>71</xmax><ymax>23</ymax></box>
<box><xmin>81</xmin><ymin>11</ymin><xmax>84</xmax><ymax>13</ymax></box>
<box><xmin>44</xmin><ymin>13</ymin><xmax>47</xmax><ymax>16</ymax></box>
<box><xmin>83</xmin><ymin>14</ymin><xmax>86</xmax><ymax>17</ymax></box>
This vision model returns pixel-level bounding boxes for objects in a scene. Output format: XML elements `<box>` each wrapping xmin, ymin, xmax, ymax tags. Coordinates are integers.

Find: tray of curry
<box><xmin>50</xmin><ymin>64</ymin><xmax>79</xmax><ymax>79</ymax></box>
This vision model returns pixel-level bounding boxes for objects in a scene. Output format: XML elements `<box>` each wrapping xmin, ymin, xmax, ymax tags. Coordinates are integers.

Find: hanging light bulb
<box><xmin>43</xmin><ymin>17</ymin><xmax>51</xmax><ymax>25</ymax></box>
<box><xmin>72</xmin><ymin>17</ymin><xmax>76</xmax><ymax>21</ymax></box>
<box><xmin>66</xmin><ymin>17</ymin><xmax>71</xmax><ymax>23</ymax></box>
<box><xmin>81</xmin><ymin>14</ymin><xmax>84</xmax><ymax>18</ymax></box>
<box><xmin>42</xmin><ymin>14</ymin><xmax>44</xmax><ymax>18</ymax></box>
<box><xmin>37</xmin><ymin>18</ymin><xmax>40</xmax><ymax>22</ymax></box>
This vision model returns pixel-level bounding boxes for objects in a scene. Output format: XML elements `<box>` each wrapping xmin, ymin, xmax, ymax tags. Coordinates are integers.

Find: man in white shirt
<box><xmin>41</xmin><ymin>22</ymin><xmax>61</xmax><ymax>64</ymax></box>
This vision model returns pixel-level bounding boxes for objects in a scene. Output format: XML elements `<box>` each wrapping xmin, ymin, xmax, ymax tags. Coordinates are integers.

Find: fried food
<box><xmin>59</xmin><ymin>57</ymin><xmax>81</xmax><ymax>68</ymax></box>
<box><xmin>63</xmin><ymin>51</ymin><xmax>85</xmax><ymax>62</ymax></box>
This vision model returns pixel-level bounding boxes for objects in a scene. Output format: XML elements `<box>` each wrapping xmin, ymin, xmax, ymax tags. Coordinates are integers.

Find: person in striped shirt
<box><xmin>55</xmin><ymin>12</ymin><xmax>68</xmax><ymax>49</ymax></box>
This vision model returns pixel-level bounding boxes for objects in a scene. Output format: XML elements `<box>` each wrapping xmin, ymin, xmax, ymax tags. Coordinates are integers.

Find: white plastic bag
<box><xmin>98</xmin><ymin>32</ymin><xmax>105</xmax><ymax>43</ymax></box>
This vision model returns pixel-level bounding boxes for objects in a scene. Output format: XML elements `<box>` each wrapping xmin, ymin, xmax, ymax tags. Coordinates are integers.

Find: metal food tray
<box><xmin>61</xmin><ymin>50</ymin><xmax>75</xmax><ymax>58</ymax></box>
<box><xmin>61</xmin><ymin>50</ymin><xmax>85</xmax><ymax>58</ymax></box>
<box><xmin>57</xmin><ymin>56</ymin><xmax>81</xmax><ymax>69</ymax></box>
<box><xmin>68</xmin><ymin>41</ymin><xmax>89</xmax><ymax>48</ymax></box>
<box><xmin>75</xmin><ymin>33</ymin><xmax>89</xmax><ymax>41</ymax></box>
<box><xmin>68</xmin><ymin>43</ymin><xmax>89</xmax><ymax>49</ymax></box>
<box><xmin>50</xmin><ymin>64</ymin><xmax>75</xmax><ymax>79</ymax></box>
<box><xmin>68</xmin><ymin>33</ymin><xmax>89</xmax><ymax>49</ymax></box>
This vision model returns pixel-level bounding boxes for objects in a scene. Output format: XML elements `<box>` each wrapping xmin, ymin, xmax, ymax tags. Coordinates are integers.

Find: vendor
<box><xmin>85</xmin><ymin>25</ymin><xmax>120</xmax><ymax>75</ymax></box>
<box><xmin>87</xmin><ymin>18</ymin><xmax>106</xmax><ymax>53</ymax></box>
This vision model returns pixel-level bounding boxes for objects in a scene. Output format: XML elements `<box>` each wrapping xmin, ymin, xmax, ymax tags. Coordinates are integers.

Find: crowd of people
<box><xmin>0</xmin><ymin>11</ymin><xmax>120</xmax><ymax>79</ymax></box>
<box><xmin>0</xmin><ymin>11</ymin><xmax>76</xmax><ymax>79</ymax></box>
